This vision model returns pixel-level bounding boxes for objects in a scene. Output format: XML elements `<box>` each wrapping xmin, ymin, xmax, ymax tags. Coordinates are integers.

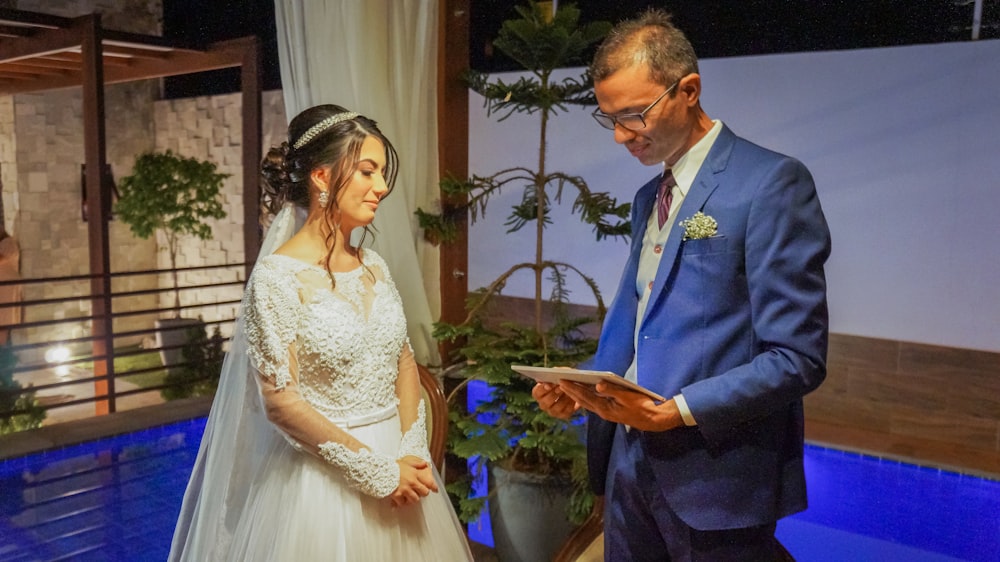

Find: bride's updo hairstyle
<box><xmin>260</xmin><ymin>103</ymin><xmax>399</xmax><ymax>226</ymax></box>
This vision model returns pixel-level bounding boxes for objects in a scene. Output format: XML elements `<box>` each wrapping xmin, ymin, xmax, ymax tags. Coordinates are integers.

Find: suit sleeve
<box><xmin>681</xmin><ymin>156</ymin><xmax>831</xmax><ymax>444</ymax></box>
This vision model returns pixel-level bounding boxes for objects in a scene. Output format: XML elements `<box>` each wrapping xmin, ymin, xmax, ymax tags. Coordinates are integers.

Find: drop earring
<box><xmin>318</xmin><ymin>190</ymin><xmax>329</xmax><ymax>208</ymax></box>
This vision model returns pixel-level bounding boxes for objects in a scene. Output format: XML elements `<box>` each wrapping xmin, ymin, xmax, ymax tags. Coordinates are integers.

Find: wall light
<box><xmin>44</xmin><ymin>345</ymin><xmax>70</xmax><ymax>364</ymax></box>
<box><xmin>45</xmin><ymin>345</ymin><xmax>71</xmax><ymax>377</ymax></box>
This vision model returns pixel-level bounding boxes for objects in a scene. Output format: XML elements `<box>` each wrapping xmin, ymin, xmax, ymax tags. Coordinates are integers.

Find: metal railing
<box><xmin>0</xmin><ymin>262</ymin><xmax>247</xmax><ymax>428</ymax></box>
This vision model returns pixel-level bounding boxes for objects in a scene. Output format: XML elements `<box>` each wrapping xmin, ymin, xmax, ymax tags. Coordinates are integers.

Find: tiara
<box><xmin>292</xmin><ymin>111</ymin><xmax>359</xmax><ymax>149</ymax></box>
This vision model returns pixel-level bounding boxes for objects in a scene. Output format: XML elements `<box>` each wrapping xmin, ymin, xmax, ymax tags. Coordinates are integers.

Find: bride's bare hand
<box><xmin>389</xmin><ymin>456</ymin><xmax>437</xmax><ymax>508</ymax></box>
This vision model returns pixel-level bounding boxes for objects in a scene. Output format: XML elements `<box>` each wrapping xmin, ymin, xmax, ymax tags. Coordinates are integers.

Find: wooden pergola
<box><xmin>0</xmin><ymin>3</ymin><xmax>474</xmax><ymax>411</ymax></box>
<box><xmin>0</xmin><ymin>7</ymin><xmax>262</xmax><ymax>414</ymax></box>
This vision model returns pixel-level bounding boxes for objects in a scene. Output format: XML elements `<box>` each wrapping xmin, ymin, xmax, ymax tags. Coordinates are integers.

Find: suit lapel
<box><xmin>623</xmin><ymin>174</ymin><xmax>661</xmax><ymax>287</ymax></box>
<box><xmin>631</xmin><ymin>175</ymin><xmax>660</xmax><ymax>252</ymax></box>
<box><xmin>641</xmin><ymin>126</ymin><xmax>736</xmax><ymax>326</ymax></box>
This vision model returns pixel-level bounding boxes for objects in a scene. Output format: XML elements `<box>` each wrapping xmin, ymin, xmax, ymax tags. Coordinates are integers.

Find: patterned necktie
<box><xmin>657</xmin><ymin>169</ymin><xmax>676</xmax><ymax>230</ymax></box>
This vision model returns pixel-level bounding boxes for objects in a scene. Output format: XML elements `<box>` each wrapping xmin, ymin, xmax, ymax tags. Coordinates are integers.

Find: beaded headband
<box><xmin>292</xmin><ymin>111</ymin><xmax>359</xmax><ymax>149</ymax></box>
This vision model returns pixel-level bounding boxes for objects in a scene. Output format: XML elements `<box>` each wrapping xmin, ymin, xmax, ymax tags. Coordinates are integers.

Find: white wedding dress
<box><xmin>169</xmin><ymin>206</ymin><xmax>471</xmax><ymax>561</ymax></box>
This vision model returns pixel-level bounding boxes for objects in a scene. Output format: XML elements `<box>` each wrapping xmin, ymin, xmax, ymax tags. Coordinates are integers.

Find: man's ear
<box><xmin>679</xmin><ymin>73</ymin><xmax>702</xmax><ymax>107</ymax></box>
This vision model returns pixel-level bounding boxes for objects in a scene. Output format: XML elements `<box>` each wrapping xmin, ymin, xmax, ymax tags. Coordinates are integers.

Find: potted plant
<box><xmin>417</xmin><ymin>3</ymin><xmax>623</xmax><ymax>559</ymax></box>
<box><xmin>114</xmin><ymin>150</ymin><xmax>228</xmax><ymax>372</ymax></box>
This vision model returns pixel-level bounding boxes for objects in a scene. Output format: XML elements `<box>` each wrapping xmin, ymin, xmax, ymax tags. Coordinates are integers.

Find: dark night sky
<box><xmin>161</xmin><ymin>0</ymin><xmax>997</xmax><ymax>99</ymax></box>
<box><xmin>162</xmin><ymin>0</ymin><xmax>281</xmax><ymax>98</ymax></box>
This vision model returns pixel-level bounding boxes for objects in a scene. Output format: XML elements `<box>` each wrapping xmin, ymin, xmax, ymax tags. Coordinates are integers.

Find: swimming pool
<box><xmin>0</xmin><ymin>417</ymin><xmax>997</xmax><ymax>562</ymax></box>
<box><xmin>0</xmin><ymin>419</ymin><xmax>204</xmax><ymax>562</ymax></box>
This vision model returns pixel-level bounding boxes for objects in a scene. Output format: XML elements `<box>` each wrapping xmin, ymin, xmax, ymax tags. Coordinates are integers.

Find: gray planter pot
<box><xmin>154</xmin><ymin>317</ymin><xmax>202</xmax><ymax>373</ymax></box>
<box><xmin>490</xmin><ymin>465</ymin><xmax>575</xmax><ymax>562</ymax></box>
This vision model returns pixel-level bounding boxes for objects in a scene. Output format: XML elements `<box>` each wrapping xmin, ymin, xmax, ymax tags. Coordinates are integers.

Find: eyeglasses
<box><xmin>591</xmin><ymin>80</ymin><xmax>680</xmax><ymax>131</ymax></box>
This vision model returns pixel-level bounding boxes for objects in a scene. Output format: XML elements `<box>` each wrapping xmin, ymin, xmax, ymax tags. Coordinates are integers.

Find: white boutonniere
<box><xmin>679</xmin><ymin>212</ymin><xmax>718</xmax><ymax>240</ymax></box>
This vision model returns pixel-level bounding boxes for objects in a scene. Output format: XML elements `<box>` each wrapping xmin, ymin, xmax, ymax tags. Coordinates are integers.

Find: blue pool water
<box><xmin>780</xmin><ymin>446</ymin><xmax>999</xmax><ymax>561</ymax></box>
<box><xmin>1</xmin><ymin>417</ymin><xmax>998</xmax><ymax>562</ymax></box>
<box><xmin>0</xmin><ymin>419</ymin><xmax>204</xmax><ymax>562</ymax></box>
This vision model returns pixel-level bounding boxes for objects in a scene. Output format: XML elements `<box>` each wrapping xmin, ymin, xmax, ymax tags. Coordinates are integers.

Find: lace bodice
<box><xmin>243</xmin><ymin>251</ymin><xmax>409</xmax><ymax>420</ymax></box>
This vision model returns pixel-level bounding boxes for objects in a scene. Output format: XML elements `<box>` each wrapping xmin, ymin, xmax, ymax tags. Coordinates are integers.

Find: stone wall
<box><xmin>0</xmin><ymin>2</ymin><xmax>290</xmax><ymax>365</ymax></box>
<box><xmin>12</xmin><ymin>85</ymin><xmax>159</xmax><ymax>355</ymax></box>
<box><xmin>150</xmin><ymin>91</ymin><xmax>288</xmax><ymax>337</ymax></box>
<box><xmin>3</xmin><ymin>86</ymin><xmax>289</xmax><ymax>363</ymax></box>
<box><xmin>0</xmin><ymin>96</ymin><xmax>16</xmax><ymax>232</ymax></box>
<box><xmin>11</xmin><ymin>0</ymin><xmax>162</xmax><ymax>33</ymax></box>
<box><xmin>2</xmin><ymin>1</ymin><xmax>163</xmax><ymax>361</ymax></box>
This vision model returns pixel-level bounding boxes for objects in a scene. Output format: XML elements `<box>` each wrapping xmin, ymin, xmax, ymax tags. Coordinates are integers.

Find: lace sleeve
<box><xmin>397</xmin><ymin>399</ymin><xmax>430</xmax><ymax>461</ymax></box>
<box><xmin>255</xmin><ymin>372</ymin><xmax>400</xmax><ymax>498</ymax></box>
<box><xmin>243</xmin><ymin>259</ymin><xmax>297</xmax><ymax>389</ymax></box>
<box><xmin>394</xmin><ymin>341</ymin><xmax>431</xmax><ymax>462</ymax></box>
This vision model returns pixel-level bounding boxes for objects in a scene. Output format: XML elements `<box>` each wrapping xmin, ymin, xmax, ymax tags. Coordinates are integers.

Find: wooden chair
<box><xmin>552</xmin><ymin>498</ymin><xmax>604</xmax><ymax>562</ymax></box>
<box><xmin>417</xmin><ymin>364</ymin><xmax>448</xmax><ymax>471</ymax></box>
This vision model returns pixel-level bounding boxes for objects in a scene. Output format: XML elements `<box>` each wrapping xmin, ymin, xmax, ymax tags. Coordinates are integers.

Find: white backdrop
<box><xmin>467</xmin><ymin>39</ymin><xmax>1000</xmax><ymax>353</ymax></box>
<box><xmin>273</xmin><ymin>0</ymin><xmax>441</xmax><ymax>365</ymax></box>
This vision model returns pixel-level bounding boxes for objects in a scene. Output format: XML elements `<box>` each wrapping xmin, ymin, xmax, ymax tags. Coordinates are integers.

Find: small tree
<box><xmin>115</xmin><ymin>150</ymin><xmax>228</xmax><ymax>317</ymax></box>
<box><xmin>417</xmin><ymin>2</ymin><xmax>621</xmax><ymax>526</ymax></box>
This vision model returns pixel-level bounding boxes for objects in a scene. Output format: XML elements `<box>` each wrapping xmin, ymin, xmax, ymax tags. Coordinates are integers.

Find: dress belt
<box><xmin>328</xmin><ymin>403</ymin><xmax>397</xmax><ymax>429</ymax></box>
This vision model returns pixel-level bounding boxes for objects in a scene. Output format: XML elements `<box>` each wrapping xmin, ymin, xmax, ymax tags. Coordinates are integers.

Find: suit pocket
<box><xmin>676</xmin><ymin>236</ymin><xmax>747</xmax><ymax>325</ymax></box>
<box><xmin>680</xmin><ymin>235</ymin><xmax>728</xmax><ymax>256</ymax></box>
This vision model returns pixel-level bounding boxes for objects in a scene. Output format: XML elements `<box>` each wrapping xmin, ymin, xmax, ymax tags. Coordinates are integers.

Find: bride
<box><xmin>169</xmin><ymin>104</ymin><xmax>472</xmax><ymax>561</ymax></box>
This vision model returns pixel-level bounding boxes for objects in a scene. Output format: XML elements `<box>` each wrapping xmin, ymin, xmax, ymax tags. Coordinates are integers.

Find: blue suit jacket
<box><xmin>584</xmin><ymin>125</ymin><xmax>831</xmax><ymax>530</ymax></box>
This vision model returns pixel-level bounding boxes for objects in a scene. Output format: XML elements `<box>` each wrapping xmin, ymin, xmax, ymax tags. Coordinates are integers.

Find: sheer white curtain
<box><xmin>273</xmin><ymin>0</ymin><xmax>441</xmax><ymax>366</ymax></box>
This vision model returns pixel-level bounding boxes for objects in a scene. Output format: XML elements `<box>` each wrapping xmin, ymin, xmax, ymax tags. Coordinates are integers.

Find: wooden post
<box><xmin>79</xmin><ymin>13</ymin><xmax>114</xmax><ymax>415</ymax></box>
<box><xmin>240</xmin><ymin>36</ymin><xmax>263</xmax><ymax>280</ymax></box>
<box><xmin>437</xmin><ymin>0</ymin><xmax>470</xmax><ymax>364</ymax></box>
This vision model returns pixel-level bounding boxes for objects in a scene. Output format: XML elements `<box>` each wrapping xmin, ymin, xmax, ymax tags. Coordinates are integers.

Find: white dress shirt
<box><xmin>624</xmin><ymin>120</ymin><xmax>724</xmax><ymax>426</ymax></box>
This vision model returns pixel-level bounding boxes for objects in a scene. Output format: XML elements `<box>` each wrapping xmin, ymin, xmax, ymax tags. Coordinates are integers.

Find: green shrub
<box><xmin>161</xmin><ymin>323</ymin><xmax>224</xmax><ymax>401</ymax></box>
<box><xmin>0</xmin><ymin>342</ymin><xmax>45</xmax><ymax>434</ymax></box>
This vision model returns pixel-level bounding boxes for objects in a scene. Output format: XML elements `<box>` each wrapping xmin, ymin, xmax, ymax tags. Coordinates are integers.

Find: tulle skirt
<box><xmin>221</xmin><ymin>413</ymin><xmax>471</xmax><ymax>561</ymax></box>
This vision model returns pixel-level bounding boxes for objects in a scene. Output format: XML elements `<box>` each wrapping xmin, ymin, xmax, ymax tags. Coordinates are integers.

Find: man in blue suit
<box><xmin>533</xmin><ymin>9</ymin><xmax>831</xmax><ymax>561</ymax></box>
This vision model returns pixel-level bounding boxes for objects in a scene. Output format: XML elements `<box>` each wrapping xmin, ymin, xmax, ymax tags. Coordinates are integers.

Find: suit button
<box><xmin>654</xmin><ymin>245</ymin><xmax>662</xmax><ymax>254</ymax></box>
<box><xmin>647</xmin><ymin>281</ymin><xmax>654</xmax><ymax>290</ymax></box>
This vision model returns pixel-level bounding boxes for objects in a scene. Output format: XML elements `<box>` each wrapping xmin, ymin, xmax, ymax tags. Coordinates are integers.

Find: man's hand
<box><xmin>558</xmin><ymin>381</ymin><xmax>685</xmax><ymax>432</ymax></box>
<box><xmin>532</xmin><ymin>381</ymin><xmax>579</xmax><ymax>420</ymax></box>
<box><xmin>389</xmin><ymin>455</ymin><xmax>438</xmax><ymax>508</ymax></box>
